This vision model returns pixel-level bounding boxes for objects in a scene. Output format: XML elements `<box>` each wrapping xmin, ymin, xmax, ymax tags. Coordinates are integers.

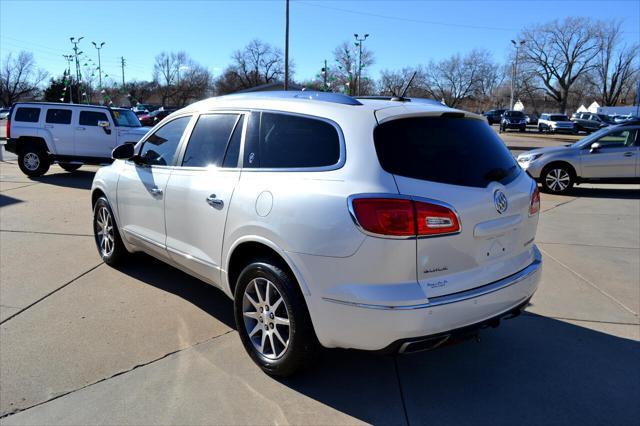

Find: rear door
<box><xmin>373</xmin><ymin>114</ymin><xmax>539</xmax><ymax>298</ymax></box>
<box><xmin>44</xmin><ymin>107</ymin><xmax>74</xmax><ymax>155</ymax></box>
<box><xmin>76</xmin><ymin>109</ymin><xmax>116</xmax><ymax>158</ymax></box>
<box><xmin>164</xmin><ymin>112</ymin><xmax>245</xmax><ymax>285</ymax></box>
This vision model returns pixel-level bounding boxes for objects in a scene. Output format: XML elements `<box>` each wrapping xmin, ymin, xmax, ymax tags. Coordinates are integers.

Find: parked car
<box><xmin>517</xmin><ymin>120</ymin><xmax>639</xmax><ymax>193</ymax></box>
<box><xmin>0</xmin><ymin>107</ymin><xmax>10</xmax><ymax>120</ymax></box>
<box><xmin>500</xmin><ymin>110</ymin><xmax>527</xmax><ymax>133</ymax></box>
<box><xmin>525</xmin><ymin>113</ymin><xmax>538</xmax><ymax>125</ymax></box>
<box><xmin>484</xmin><ymin>109</ymin><xmax>506</xmax><ymax>125</ymax></box>
<box><xmin>5</xmin><ymin>102</ymin><xmax>148</xmax><ymax>176</ymax></box>
<box><xmin>138</xmin><ymin>108</ymin><xmax>176</xmax><ymax>127</ymax></box>
<box><xmin>571</xmin><ymin>112</ymin><xmax>614</xmax><ymax>133</ymax></box>
<box><xmin>538</xmin><ymin>113</ymin><xmax>577</xmax><ymax>134</ymax></box>
<box><xmin>92</xmin><ymin>91</ymin><xmax>542</xmax><ymax>376</ymax></box>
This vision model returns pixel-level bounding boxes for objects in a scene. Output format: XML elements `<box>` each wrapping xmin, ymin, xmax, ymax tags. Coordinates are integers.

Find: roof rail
<box><xmin>356</xmin><ymin>96</ymin><xmax>445</xmax><ymax>107</ymax></box>
<box><xmin>222</xmin><ymin>90</ymin><xmax>362</xmax><ymax>106</ymax></box>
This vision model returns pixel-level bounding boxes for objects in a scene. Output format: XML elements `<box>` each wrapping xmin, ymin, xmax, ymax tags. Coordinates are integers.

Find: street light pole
<box><xmin>70</xmin><ymin>37</ymin><xmax>84</xmax><ymax>102</ymax></box>
<box><xmin>284</xmin><ymin>0</ymin><xmax>290</xmax><ymax>91</ymax></box>
<box><xmin>92</xmin><ymin>41</ymin><xmax>105</xmax><ymax>88</ymax></box>
<box><xmin>62</xmin><ymin>54</ymin><xmax>74</xmax><ymax>103</ymax></box>
<box><xmin>354</xmin><ymin>33</ymin><xmax>369</xmax><ymax>96</ymax></box>
<box><xmin>510</xmin><ymin>39</ymin><xmax>525</xmax><ymax>110</ymax></box>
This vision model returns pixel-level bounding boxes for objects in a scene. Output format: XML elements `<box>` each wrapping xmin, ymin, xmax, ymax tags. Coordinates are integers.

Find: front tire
<box><xmin>234</xmin><ymin>259</ymin><xmax>317</xmax><ymax>376</ymax></box>
<box><xmin>18</xmin><ymin>148</ymin><xmax>50</xmax><ymax>177</ymax></box>
<box><xmin>59</xmin><ymin>163</ymin><xmax>82</xmax><ymax>172</ymax></box>
<box><xmin>93</xmin><ymin>197</ymin><xmax>127</xmax><ymax>265</ymax></box>
<box><xmin>541</xmin><ymin>165</ymin><xmax>574</xmax><ymax>194</ymax></box>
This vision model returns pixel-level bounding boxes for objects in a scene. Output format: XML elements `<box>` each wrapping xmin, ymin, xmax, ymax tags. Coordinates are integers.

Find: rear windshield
<box><xmin>374</xmin><ymin>116</ymin><xmax>519</xmax><ymax>188</ymax></box>
<box><xmin>504</xmin><ymin>111</ymin><xmax>524</xmax><ymax>118</ymax></box>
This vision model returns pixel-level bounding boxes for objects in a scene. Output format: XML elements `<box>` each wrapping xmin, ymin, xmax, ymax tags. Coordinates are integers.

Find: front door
<box><xmin>117</xmin><ymin>115</ymin><xmax>193</xmax><ymax>258</ymax></box>
<box><xmin>76</xmin><ymin>109</ymin><xmax>117</xmax><ymax>158</ymax></box>
<box><xmin>580</xmin><ymin>128</ymin><xmax>637</xmax><ymax>178</ymax></box>
<box><xmin>165</xmin><ymin>113</ymin><xmax>244</xmax><ymax>286</ymax></box>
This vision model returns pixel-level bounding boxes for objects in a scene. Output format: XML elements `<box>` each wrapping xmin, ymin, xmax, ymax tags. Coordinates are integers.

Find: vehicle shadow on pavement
<box><xmin>279</xmin><ymin>314</ymin><xmax>639</xmax><ymax>425</ymax></box>
<box><xmin>31</xmin><ymin>170</ymin><xmax>95</xmax><ymax>190</ymax></box>
<box><xmin>113</xmin><ymin>253</ymin><xmax>236</xmax><ymax>329</ymax></box>
<box><xmin>0</xmin><ymin>194</ymin><xmax>23</xmax><ymax>207</ymax></box>
<box><xmin>568</xmin><ymin>186</ymin><xmax>640</xmax><ymax>200</ymax></box>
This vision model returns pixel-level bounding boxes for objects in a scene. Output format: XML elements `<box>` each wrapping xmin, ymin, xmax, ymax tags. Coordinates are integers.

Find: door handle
<box><xmin>206</xmin><ymin>194</ymin><xmax>224</xmax><ymax>208</ymax></box>
<box><xmin>623</xmin><ymin>152</ymin><xmax>634</xmax><ymax>157</ymax></box>
<box><xmin>150</xmin><ymin>187</ymin><xmax>163</xmax><ymax>196</ymax></box>
<box><xmin>76</xmin><ymin>127</ymin><xmax>85</xmax><ymax>131</ymax></box>
<box><xmin>44</xmin><ymin>124</ymin><xmax>54</xmax><ymax>129</ymax></box>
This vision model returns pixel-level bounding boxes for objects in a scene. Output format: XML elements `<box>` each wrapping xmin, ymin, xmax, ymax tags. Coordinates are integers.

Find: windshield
<box><xmin>504</xmin><ymin>111</ymin><xmax>524</xmax><ymax>118</ymax></box>
<box><xmin>571</xmin><ymin>126</ymin><xmax>614</xmax><ymax>148</ymax></box>
<box><xmin>374</xmin><ymin>116</ymin><xmax>520</xmax><ymax>188</ymax></box>
<box><xmin>550</xmin><ymin>115</ymin><xmax>570</xmax><ymax>121</ymax></box>
<box><xmin>597</xmin><ymin>114</ymin><xmax>615</xmax><ymax>124</ymax></box>
<box><xmin>111</xmin><ymin>109</ymin><xmax>142</xmax><ymax>127</ymax></box>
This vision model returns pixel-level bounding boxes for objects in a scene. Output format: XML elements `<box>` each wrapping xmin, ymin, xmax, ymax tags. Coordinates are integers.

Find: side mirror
<box><xmin>590</xmin><ymin>142</ymin><xmax>601</xmax><ymax>153</ymax></box>
<box><xmin>112</xmin><ymin>143</ymin><xmax>135</xmax><ymax>160</ymax></box>
<box><xmin>98</xmin><ymin>120</ymin><xmax>110</xmax><ymax>128</ymax></box>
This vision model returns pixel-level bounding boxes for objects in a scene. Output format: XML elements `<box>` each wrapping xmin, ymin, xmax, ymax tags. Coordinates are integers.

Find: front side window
<box><xmin>46</xmin><ymin>109</ymin><xmax>72</xmax><ymax>124</ymax></box>
<box><xmin>244</xmin><ymin>112</ymin><xmax>341</xmax><ymax>169</ymax></box>
<box><xmin>182</xmin><ymin>114</ymin><xmax>240</xmax><ymax>168</ymax></box>
<box><xmin>79</xmin><ymin>111</ymin><xmax>109</xmax><ymax>126</ymax></box>
<box><xmin>596</xmin><ymin>129</ymin><xmax>637</xmax><ymax>149</ymax></box>
<box><xmin>139</xmin><ymin>116</ymin><xmax>191</xmax><ymax>166</ymax></box>
<box><xmin>14</xmin><ymin>107</ymin><xmax>40</xmax><ymax>122</ymax></box>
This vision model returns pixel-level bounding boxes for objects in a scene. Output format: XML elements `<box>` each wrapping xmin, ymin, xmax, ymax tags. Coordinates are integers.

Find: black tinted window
<box><xmin>550</xmin><ymin>115</ymin><xmax>569</xmax><ymax>121</ymax></box>
<box><xmin>374</xmin><ymin>117</ymin><xmax>519</xmax><ymax>188</ymax></box>
<box><xmin>140</xmin><ymin>116</ymin><xmax>190</xmax><ymax>166</ymax></box>
<box><xmin>182</xmin><ymin>114</ymin><xmax>239</xmax><ymax>167</ymax></box>
<box><xmin>79</xmin><ymin>111</ymin><xmax>108</xmax><ymax>126</ymax></box>
<box><xmin>14</xmin><ymin>107</ymin><xmax>40</xmax><ymax>122</ymax></box>
<box><xmin>46</xmin><ymin>109</ymin><xmax>72</xmax><ymax>124</ymax></box>
<box><xmin>245</xmin><ymin>112</ymin><xmax>340</xmax><ymax>168</ymax></box>
<box><xmin>223</xmin><ymin>115</ymin><xmax>244</xmax><ymax>168</ymax></box>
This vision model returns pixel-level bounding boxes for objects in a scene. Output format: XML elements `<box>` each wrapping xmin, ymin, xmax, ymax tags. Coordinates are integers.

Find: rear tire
<box><xmin>234</xmin><ymin>259</ymin><xmax>317</xmax><ymax>376</ymax></box>
<box><xmin>59</xmin><ymin>163</ymin><xmax>82</xmax><ymax>172</ymax></box>
<box><xmin>18</xmin><ymin>148</ymin><xmax>50</xmax><ymax>177</ymax></box>
<box><xmin>93</xmin><ymin>197</ymin><xmax>128</xmax><ymax>266</ymax></box>
<box><xmin>541</xmin><ymin>165</ymin><xmax>574</xmax><ymax>194</ymax></box>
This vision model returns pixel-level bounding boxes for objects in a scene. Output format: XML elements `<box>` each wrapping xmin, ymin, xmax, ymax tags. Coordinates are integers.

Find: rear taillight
<box><xmin>5</xmin><ymin>117</ymin><xmax>10</xmax><ymax>139</ymax></box>
<box><xmin>351</xmin><ymin>197</ymin><xmax>460</xmax><ymax>238</ymax></box>
<box><xmin>529</xmin><ymin>186</ymin><xmax>540</xmax><ymax>216</ymax></box>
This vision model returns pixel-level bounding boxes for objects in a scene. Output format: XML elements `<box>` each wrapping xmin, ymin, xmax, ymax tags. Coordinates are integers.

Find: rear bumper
<box><xmin>4</xmin><ymin>138</ymin><xmax>16</xmax><ymax>153</ymax></box>
<box><xmin>502</xmin><ymin>123</ymin><xmax>526</xmax><ymax>130</ymax></box>
<box><xmin>309</xmin><ymin>247</ymin><xmax>542</xmax><ymax>351</ymax></box>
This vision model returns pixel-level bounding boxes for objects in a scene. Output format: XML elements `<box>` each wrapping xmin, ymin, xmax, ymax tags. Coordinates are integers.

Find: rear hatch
<box><xmin>373</xmin><ymin>112</ymin><xmax>539</xmax><ymax>298</ymax></box>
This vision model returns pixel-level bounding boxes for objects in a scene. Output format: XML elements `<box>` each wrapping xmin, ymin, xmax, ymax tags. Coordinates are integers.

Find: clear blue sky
<box><xmin>1</xmin><ymin>0</ymin><xmax>638</xmax><ymax>85</ymax></box>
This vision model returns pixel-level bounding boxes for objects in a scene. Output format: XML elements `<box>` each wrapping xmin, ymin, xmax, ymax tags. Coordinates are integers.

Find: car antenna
<box><xmin>391</xmin><ymin>71</ymin><xmax>417</xmax><ymax>102</ymax></box>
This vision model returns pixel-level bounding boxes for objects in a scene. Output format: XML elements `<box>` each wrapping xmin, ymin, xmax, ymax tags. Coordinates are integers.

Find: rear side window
<box><xmin>46</xmin><ymin>109</ymin><xmax>72</xmax><ymax>124</ymax></box>
<box><xmin>182</xmin><ymin>114</ymin><xmax>239</xmax><ymax>167</ymax></box>
<box><xmin>374</xmin><ymin>116</ymin><xmax>520</xmax><ymax>188</ymax></box>
<box><xmin>14</xmin><ymin>107</ymin><xmax>40</xmax><ymax>122</ymax></box>
<box><xmin>79</xmin><ymin>111</ymin><xmax>109</xmax><ymax>126</ymax></box>
<box><xmin>140</xmin><ymin>116</ymin><xmax>191</xmax><ymax>166</ymax></box>
<box><xmin>244</xmin><ymin>112</ymin><xmax>340</xmax><ymax>169</ymax></box>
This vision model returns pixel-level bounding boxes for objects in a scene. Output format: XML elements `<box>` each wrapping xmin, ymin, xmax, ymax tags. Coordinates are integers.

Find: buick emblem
<box><xmin>494</xmin><ymin>190</ymin><xmax>508</xmax><ymax>214</ymax></box>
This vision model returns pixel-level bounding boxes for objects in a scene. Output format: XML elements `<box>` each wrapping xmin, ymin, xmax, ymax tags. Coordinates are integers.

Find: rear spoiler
<box><xmin>374</xmin><ymin>105</ymin><xmax>485</xmax><ymax>124</ymax></box>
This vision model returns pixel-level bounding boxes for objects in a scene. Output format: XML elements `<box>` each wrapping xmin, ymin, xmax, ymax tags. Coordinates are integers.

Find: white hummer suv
<box><xmin>5</xmin><ymin>102</ymin><xmax>148</xmax><ymax>177</ymax></box>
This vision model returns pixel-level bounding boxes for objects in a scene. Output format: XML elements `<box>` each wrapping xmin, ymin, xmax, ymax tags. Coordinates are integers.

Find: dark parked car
<box><xmin>484</xmin><ymin>109</ymin><xmax>506</xmax><ymax>125</ymax></box>
<box><xmin>525</xmin><ymin>113</ymin><xmax>538</xmax><ymax>125</ymax></box>
<box><xmin>571</xmin><ymin>112</ymin><xmax>614</xmax><ymax>133</ymax></box>
<box><xmin>138</xmin><ymin>109</ymin><xmax>176</xmax><ymax>127</ymax></box>
<box><xmin>500</xmin><ymin>110</ymin><xmax>527</xmax><ymax>132</ymax></box>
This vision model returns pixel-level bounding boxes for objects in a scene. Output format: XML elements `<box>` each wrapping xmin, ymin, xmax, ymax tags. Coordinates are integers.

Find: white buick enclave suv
<box><xmin>91</xmin><ymin>92</ymin><xmax>542</xmax><ymax>376</ymax></box>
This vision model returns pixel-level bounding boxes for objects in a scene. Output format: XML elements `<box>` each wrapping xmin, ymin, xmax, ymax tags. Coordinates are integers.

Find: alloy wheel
<box><xmin>545</xmin><ymin>168</ymin><xmax>570</xmax><ymax>192</ymax></box>
<box><xmin>242</xmin><ymin>277</ymin><xmax>291</xmax><ymax>359</ymax></box>
<box><xmin>95</xmin><ymin>206</ymin><xmax>115</xmax><ymax>257</ymax></box>
<box><xmin>23</xmin><ymin>152</ymin><xmax>40</xmax><ymax>171</ymax></box>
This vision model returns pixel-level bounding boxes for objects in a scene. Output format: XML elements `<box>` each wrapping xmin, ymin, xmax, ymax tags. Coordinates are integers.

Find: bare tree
<box><xmin>123</xmin><ymin>81</ymin><xmax>158</xmax><ymax>105</ymax></box>
<box><xmin>171</xmin><ymin>63</ymin><xmax>212</xmax><ymax>107</ymax></box>
<box><xmin>519</xmin><ymin>17</ymin><xmax>600</xmax><ymax>113</ymax></box>
<box><xmin>153</xmin><ymin>51</ymin><xmax>188</xmax><ymax>106</ymax></box>
<box><xmin>591</xmin><ymin>21</ymin><xmax>639</xmax><ymax>106</ymax></box>
<box><xmin>378</xmin><ymin>67</ymin><xmax>428</xmax><ymax>97</ymax></box>
<box><xmin>333</xmin><ymin>41</ymin><xmax>374</xmax><ymax>95</ymax></box>
<box><xmin>0</xmin><ymin>51</ymin><xmax>48</xmax><ymax>106</ymax></box>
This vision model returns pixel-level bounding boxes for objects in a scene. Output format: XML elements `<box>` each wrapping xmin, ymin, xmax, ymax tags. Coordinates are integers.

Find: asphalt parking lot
<box><xmin>0</xmin><ymin>137</ymin><xmax>638</xmax><ymax>425</ymax></box>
